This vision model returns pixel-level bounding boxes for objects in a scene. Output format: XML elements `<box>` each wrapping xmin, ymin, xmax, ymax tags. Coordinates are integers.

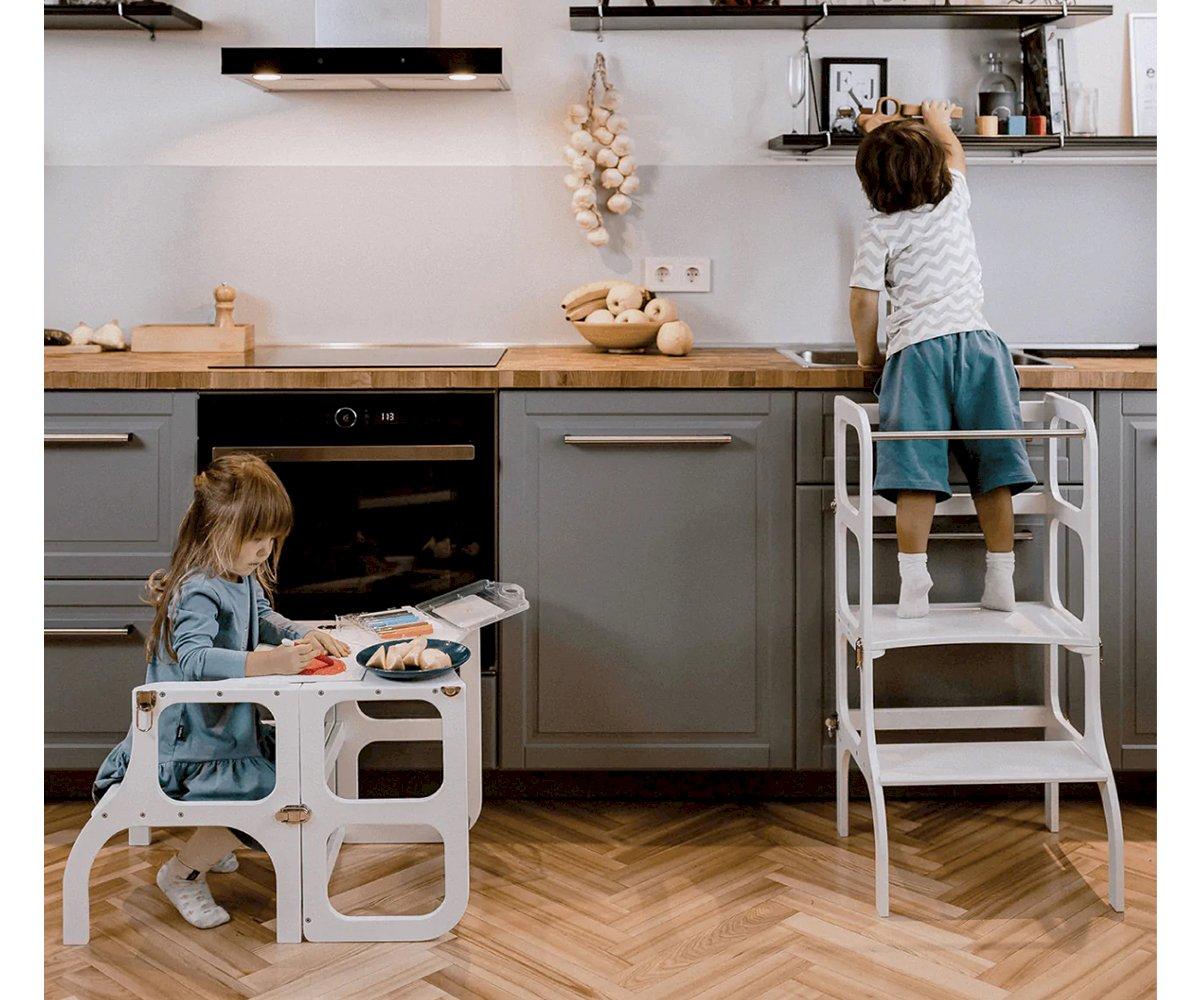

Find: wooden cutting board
<box><xmin>45</xmin><ymin>344</ymin><xmax>103</xmax><ymax>355</ymax></box>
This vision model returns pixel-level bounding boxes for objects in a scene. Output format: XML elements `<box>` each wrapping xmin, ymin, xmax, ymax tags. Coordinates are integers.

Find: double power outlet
<box><xmin>643</xmin><ymin>257</ymin><xmax>712</xmax><ymax>293</ymax></box>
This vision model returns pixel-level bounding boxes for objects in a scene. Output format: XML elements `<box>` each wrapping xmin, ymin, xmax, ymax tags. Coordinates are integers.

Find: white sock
<box><xmin>209</xmin><ymin>852</ymin><xmax>238</xmax><ymax>874</ymax></box>
<box><xmin>157</xmin><ymin>857</ymin><xmax>231</xmax><ymax>929</ymax></box>
<box><xmin>897</xmin><ymin>553</ymin><xmax>933</xmax><ymax>619</ymax></box>
<box><xmin>981</xmin><ymin>550</ymin><xmax>1017</xmax><ymax>611</ymax></box>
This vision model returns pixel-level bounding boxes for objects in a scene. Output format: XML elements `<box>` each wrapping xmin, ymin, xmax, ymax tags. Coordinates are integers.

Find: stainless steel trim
<box><xmin>563</xmin><ymin>434</ymin><xmax>733</xmax><ymax>446</ymax></box>
<box><xmin>44</xmin><ymin>626</ymin><xmax>134</xmax><ymax>638</ymax></box>
<box><xmin>44</xmin><ymin>433</ymin><xmax>133</xmax><ymax>445</ymax></box>
<box><xmin>211</xmin><ymin>445</ymin><xmax>476</xmax><ymax>463</ymax></box>
<box><xmin>874</xmin><ymin>531</ymin><xmax>1035</xmax><ymax>542</ymax></box>
<box><xmin>872</xmin><ymin>429</ymin><xmax>1085</xmax><ymax>441</ymax></box>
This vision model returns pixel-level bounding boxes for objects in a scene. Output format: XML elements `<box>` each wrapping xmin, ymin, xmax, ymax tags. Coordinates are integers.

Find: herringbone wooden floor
<box><xmin>45</xmin><ymin>797</ymin><xmax>1155</xmax><ymax>999</ymax></box>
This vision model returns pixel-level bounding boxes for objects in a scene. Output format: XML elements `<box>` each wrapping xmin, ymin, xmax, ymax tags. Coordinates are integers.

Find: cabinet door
<box><xmin>797</xmin><ymin>390</ymin><xmax>1092</xmax><ymax>486</ymax></box>
<box><xmin>1099</xmin><ymin>392</ymin><xmax>1156</xmax><ymax>770</ymax></box>
<box><xmin>45</xmin><ymin>581</ymin><xmax>152</xmax><ymax>770</ymax></box>
<box><xmin>499</xmin><ymin>391</ymin><xmax>795</xmax><ymax>769</ymax></box>
<box><xmin>45</xmin><ymin>392</ymin><xmax>198</xmax><ymax>578</ymax></box>
<box><xmin>796</xmin><ymin>486</ymin><xmax>1082</xmax><ymax>768</ymax></box>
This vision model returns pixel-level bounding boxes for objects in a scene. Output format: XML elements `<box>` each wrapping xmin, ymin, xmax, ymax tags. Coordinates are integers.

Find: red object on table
<box><xmin>1029</xmin><ymin>115</ymin><xmax>1048</xmax><ymax>136</ymax></box>
<box><xmin>300</xmin><ymin>654</ymin><xmax>346</xmax><ymax>676</ymax></box>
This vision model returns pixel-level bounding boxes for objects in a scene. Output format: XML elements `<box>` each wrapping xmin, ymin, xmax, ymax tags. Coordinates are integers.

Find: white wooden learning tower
<box><xmin>831</xmin><ymin>392</ymin><xmax>1124</xmax><ymax>917</ymax></box>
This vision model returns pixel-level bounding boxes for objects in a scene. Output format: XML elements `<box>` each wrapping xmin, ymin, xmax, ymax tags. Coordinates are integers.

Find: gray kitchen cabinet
<box><xmin>45</xmin><ymin>580</ymin><xmax>153</xmax><ymax>770</ymax></box>
<box><xmin>498</xmin><ymin>391</ymin><xmax>795</xmax><ymax>769</ymax></box>
<box><xmin>1099</xmin><ymin>391</ymin><xmax>1156</xmax><ymax>770</ymax></box>
<box><xmin>45</xmin><ymin>392</ymin><xmax>198</xmax><ymax>579</ymax></box>
<box><xmin>796</xmin><ymin>486</ymin><xmax>1083</xmax><ymax>768</ymax></box>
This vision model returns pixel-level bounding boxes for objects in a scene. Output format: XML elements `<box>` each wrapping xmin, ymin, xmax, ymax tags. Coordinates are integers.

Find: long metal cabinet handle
<box><xmin>872</xmin><ymin>428</ymin><xmax>1084</xmax><ymax>441</ymax></box>
<box><xmin>43</xmin><ymin>433</ymin><xmax>134</xmax><ymax>445</ymax></box>
<box><xmin>211</xmin><ymin>445</ymin><xmax>475</xmax><ymax>463</ymax></box>
<box><xmin>44</xmin><ymin>626</ymin><xmax>134</xmax><ymax>638</ymax></box>
<box><xmin>563</xmin><ymin>434</ymin><xmax>734</xmax><ymax>446</ymax></box>
<box><xmin>873</xmin><ymin>531</ymin><xmax>1035</xmax><ymax>542</ymax></box>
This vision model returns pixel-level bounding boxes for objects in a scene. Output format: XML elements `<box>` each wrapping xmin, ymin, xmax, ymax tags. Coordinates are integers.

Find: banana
<box><xmin>565</xmin><ymin>296</ymin><xmax>610</xmax><ymax>321</ymax></box>
<box><xmin>560</xmin><ymin>279</ymin><xmax>621</xmax><ymax>311</ymax></box>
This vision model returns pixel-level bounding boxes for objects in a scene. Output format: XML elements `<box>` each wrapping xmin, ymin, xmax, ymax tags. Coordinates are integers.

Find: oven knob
<box><xmin>334</xmin><ymin>406</ymin><xmax>358</xmax><ymax>429</ymax></box>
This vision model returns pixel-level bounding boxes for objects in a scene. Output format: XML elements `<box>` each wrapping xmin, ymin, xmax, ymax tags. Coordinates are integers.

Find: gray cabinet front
<box><xmin>45</xmin><ymin>392</ymin><xmax>198</xmax><ymax>578</ymax></box>
<box><xmin>45</xmin><ymin>581</ymin><xmax>151</xmax><ymax>770</ymax></box>
<box><xmin>499</xmin><ymin>391</ymin><xmax>795</xmax><ymax>769</ymax></box>
<box><xmin>1099</xmin><ymin>391</ymin><xmax>1156</xmax><ymax>770</ymax></box>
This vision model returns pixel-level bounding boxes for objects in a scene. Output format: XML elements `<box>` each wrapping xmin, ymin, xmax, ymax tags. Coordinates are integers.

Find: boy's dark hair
<box><xmin>855</xmin><ymin>119</ymin><xmax>953</xmax><ymax>215</ymax></box>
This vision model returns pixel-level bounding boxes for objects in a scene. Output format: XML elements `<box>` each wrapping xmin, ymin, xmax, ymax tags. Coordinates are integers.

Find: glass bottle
<box><xmin>976</xmin><ymin>52</ymin><xmax>1018</xmax><ymax>120</ymax></box>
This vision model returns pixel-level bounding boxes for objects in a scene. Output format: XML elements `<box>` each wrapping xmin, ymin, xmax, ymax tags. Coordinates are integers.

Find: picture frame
<box><xmin>1129</xmin><ymin>12</ymin><xmax>1156</xmax><ymax>136</ymax></box>
<box><xmin>820</xmin><ymin>58</ymin><xmax>888</xmax><ymax>132</ymax></box>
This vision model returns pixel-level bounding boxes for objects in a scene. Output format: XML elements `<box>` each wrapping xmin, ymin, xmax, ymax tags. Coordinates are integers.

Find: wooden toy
<box><xmin>976</xmin><ymin>115</ymin><xmax>999</xmax><ymax>136</ymax></box>
<box><xmin>131</xmin><ymin>284</ymin><xmax>254</xmax><ymax>353</ymax></box>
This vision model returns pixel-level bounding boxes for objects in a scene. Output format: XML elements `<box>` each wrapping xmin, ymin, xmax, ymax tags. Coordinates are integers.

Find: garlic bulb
<box><xmin>70</xmin><ymin>321</ymin><xmax>93</xmax><ymax>345</ymax></box>
<box><xmin>570</xmin><ymin>129</ymin><xmax>595</xmax><ymax>153</ymax></box>
<box><xmin>575</xmin><ymin>209</ymin><xmax>601</xmax><ymax>230</ymax></box>
<box><xmin>571</xmin><ymin>185</ymin><xmax>597</xmax><ymax>209</ymax></box>
<box><xmin>617</xmin><ymin>156</ymin><xmax>637</xmax><ymax>177</ymax></box>
<box><xmin>564</xmin><ymin>172</ymin><xmax>584</xmax><ymax>190</ymax></box>
<box><xmin>606</xmin><ymin>192</ymin><xmax>632</xmax><ymax>215</ymax></box>
<box><xmin>586</xmin><ymin>227</ymin><xmax>610</xmax><ymax>247</ymax></box>
<box><xmin>618</xmin><ymin>174</ymin><xmax>640</xmax><ymax>195</ymax></box>
<box><xmin>567</xmin><ymin>103</ymin><xmax>589</xmax><ymax>124</ymax></box>
<box><xmin>571</xmin><ymin>155</ymin><xmax>596</xmax><ymax>177</ymax></box>
<box><xmin>602</xmin><ymin>88</ymin><xmax>621</xmax><ymax>110</ymax></box>
<box><xmin>589</xmin><ymin>105</ymin><xmax>611</xmax><ymax>127</ymax></box>
<box><xmin>596</xmin><ymin>147</ymin><xmax>619</xmax><ymax>169</ymax></box>
<box><xmin>607</xmin><ymin>114</ymin><xmax>629</xmax><ymax>134</ymax></box>
<box><xmin>599</xmin><ymin>168</ymin><xmax>624</xmax><ymax>190</ymax></box>
<box><xmin>606</xmin><ymin>282</ymin><xmax>645</xmax><ymax>313</ymax></box>
<box><xmin>592</xmin><ymin>126</ymin><xmax>615</xmax><ymax>146</ymax></box>
<box><xmin>656</xmin><ymin>320</ymin><xmax>694</xmax><ymax>357</ymax></box>
<box><xmin>645</xmin><ymin>297</ymin><xmax>678</xmax><ymax>323</ymax></box>
<box><xmin>615</xmin><ymin>308</ymin><xmax>649</xmax><ymax>324</ymax></box>
<box><xmin>584</xmin><ymin>307</ymin><xmax>615</xmax><ymax>323</ymax></box>
<box><xmin>92</xmin><ymin>319</ymin><xmax>126</xmax><ymax>350</ymax></box>
<box><xmin>610</xmin><ymin>134</ymin><xmax>633</xmax><ymax>157</ymax></box>
<box><xmin>563</xmin><ymin>145</ymin><xmax>580</xmax><ymax>163</ymax></box>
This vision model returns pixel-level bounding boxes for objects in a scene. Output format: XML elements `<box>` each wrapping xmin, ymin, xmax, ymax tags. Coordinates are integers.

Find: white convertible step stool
<box><xmin>831</xmin><ymin>392</ymin><xmax>1124</xmax><ymax>917</ymax></box>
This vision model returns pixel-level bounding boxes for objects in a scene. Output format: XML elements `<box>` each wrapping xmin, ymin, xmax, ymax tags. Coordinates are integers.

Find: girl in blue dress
<box><xmin>93</xmin><ymin>453</ymin><xmax>350</xmax><ymax>929</ymax></box>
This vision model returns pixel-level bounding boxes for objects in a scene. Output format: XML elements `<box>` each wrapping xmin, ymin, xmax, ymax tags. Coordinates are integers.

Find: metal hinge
<box><xmin>824</xmin><ymin>714</ymin><xmax>838</xmax><ymax>739</ymax></box>
<box><xmin>441</xmin><ymin>685</ymin><xmax>463</xmax><ymax>698</ymax></box>
<box><xmin>855</xmin><ymin>639</ymin><xmax>864</xmax><ymax>670</ymax></box>
<box><xmin>275</xmin><ymin>804</ymin><xmax>312</xmax><ymax>825</ymax></box>
<box><xmin>135</xmin><ymin>690</ymin><xmax>157</xmax><ymax>731</ymax></box>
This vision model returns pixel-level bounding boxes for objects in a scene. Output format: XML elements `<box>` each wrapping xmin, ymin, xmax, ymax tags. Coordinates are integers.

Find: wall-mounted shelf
<box><xmin>768</xmin><ymin>131</ymin><xmax>1155</xmax><ymax>159</ymax></box>
<box><xmin>569</xmin><ymin>4</ymin><xmax>1112</xmax><ymax>32</ymax></box>
<box><xmin>44</xmin><ymin>3</ymin><xmax>202</xmax><ymax>35</ymax></box>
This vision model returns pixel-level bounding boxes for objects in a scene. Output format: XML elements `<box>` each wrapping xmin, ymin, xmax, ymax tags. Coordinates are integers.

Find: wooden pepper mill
<box><xmin>131</xmin><ymin>284</ymin><xmax>255</xmax><ymax>353</ymax></box>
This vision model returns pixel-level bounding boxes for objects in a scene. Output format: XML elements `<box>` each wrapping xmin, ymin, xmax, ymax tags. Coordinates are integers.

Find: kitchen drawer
<box><xmin>795</xmin><ymin>486</ymin><xmax>1083</xmax><ymax>769</ymax></box>
<box><xmin>796</xmin><ymin>390</ymin><xmax>1092</xmax><ymax>485</ymax></box>
<box><xmin>45</xmin><ymin>392</ymin><xmax>198</xmax><ymax>578</ymax></box>
<box><xmin>45</xmin><ymin>580</ymin><xmax>152</xmax><ymax>770</ymax></box>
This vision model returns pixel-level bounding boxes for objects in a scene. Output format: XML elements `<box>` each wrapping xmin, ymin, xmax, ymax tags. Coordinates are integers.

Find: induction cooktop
<box><xmin>209</xmin><ymin>346</ymin><xmax>507</xmax><ymax>369</ymax></box>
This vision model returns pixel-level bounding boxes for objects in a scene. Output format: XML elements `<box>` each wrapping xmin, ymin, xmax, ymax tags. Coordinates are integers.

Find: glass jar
<box><xmin>976</xmin><ymin>52</ymin><xmax>1018</xmax><ymax>120</ymax></box>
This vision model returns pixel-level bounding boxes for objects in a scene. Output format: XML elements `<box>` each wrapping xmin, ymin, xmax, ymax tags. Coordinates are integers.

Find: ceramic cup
<box><xmin>1006</xmin><ymin>115</ymin><xmax>1027</xmax><ymax>136</ymax></box>
<box><xmin>976</xmin><ymin>115</ymin><xmax>999</xmax><ymax>136</ymax></box>
<box><xmin>1029</xmin><ymin>115</ymin><xmax>1048</xmax><ymax>136</ymax></box>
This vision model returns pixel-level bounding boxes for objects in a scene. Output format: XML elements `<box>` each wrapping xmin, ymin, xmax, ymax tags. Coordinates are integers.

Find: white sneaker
<box><xmin>156</xmin><ymin>859</ymin><xmax>231</xmax><ymax>929</ymax></box>
<box><xmin>209</xmin><ymin>852</ymin><xmax>238</xmax><ymax>874</ymax></box>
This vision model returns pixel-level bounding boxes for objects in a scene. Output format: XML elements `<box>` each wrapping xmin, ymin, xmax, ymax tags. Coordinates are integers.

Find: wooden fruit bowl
<box><xmin>571</xmin><ymin>320</ymin><xmax>662</xmax><ymax>353</ymax></box>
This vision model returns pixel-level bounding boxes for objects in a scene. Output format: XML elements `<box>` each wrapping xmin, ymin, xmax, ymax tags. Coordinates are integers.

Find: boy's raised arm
<box><xmin>922</xmin><ymin>100</ymin><xmax>966</xmax><ymax>175</ymax></box>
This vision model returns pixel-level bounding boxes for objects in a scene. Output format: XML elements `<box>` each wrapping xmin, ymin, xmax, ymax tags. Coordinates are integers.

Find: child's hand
<box><xmin>857</xmin><ymin>347</ymin><xmax>884</xmax><ymax>370</ymax></box>
<box><xmin>247</xmin><ymin>639</ymin><xmax>321</xmax><ymax>677</ymax></box>
<box><xmin>921</xmin><ymin>100</ymin><xmax>953</xmax><ymax>130</ymax></box>
<box><xmin>301</xmin><ymin>629</ymin><xmax>351</xmax><ymax>658</ymax></box>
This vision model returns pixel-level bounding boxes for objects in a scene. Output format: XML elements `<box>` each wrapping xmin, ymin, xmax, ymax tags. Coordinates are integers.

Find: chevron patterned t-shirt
<box><xmin>849</xmin><ymin>169</ymin><xmax>990</xmax><ymax>358</ymax></box>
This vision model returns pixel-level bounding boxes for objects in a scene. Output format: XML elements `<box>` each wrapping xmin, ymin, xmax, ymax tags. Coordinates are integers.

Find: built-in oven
<box><xmin>198</xmin><ymin>392</ymin><xmax>497</xmax><ymax>671</ymax></box>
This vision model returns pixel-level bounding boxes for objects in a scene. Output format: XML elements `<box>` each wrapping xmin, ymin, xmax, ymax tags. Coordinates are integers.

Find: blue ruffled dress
<box><xmin>93</xmin><ymin>572</ymin><xmax>304</xmax><ymax>804</ymax></box>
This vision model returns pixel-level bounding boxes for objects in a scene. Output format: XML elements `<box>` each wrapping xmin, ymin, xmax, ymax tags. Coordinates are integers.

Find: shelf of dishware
<box><xmin>44</xmin><ymin>3</ymin><xmax>202</xmax><ymax>32</ymax></box>
<box><xmin>569</xmin><ymin>4</ymin><xmax>1112</xmax><ymax>32</ymax></box>
<box><xmin>767</xmin><ymin>132</ymin><xmax>1156</xmax><ymax>159</ymax></box>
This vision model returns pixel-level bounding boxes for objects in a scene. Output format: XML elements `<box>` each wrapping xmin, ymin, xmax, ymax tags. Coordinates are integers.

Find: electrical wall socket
<box><xmin>644</xmin><ymin>257</ymin><xmax>712</xmax><ymax>293</ymax></box>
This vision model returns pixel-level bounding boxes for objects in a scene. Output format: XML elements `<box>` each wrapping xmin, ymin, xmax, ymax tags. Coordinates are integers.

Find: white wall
<box><xmin>44</xmin><ymin>1</ymin><xmax>1156</xmax><ymax>345</ymax></box>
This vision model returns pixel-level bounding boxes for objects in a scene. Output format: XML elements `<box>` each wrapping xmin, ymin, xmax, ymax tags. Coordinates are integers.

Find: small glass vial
<box><xmin>976</xmin><ymin>52</ymin><xmax>1018</xmax><ymax>120</ymax></box>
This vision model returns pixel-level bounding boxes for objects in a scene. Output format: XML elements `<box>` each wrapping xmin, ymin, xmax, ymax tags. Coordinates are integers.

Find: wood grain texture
<box><xmin>46</xmin><ymin>798</ymin><xmax>1155</xmax><ymax>999</ymax></box>
<box><xmin>43</xmin><ymin>348</ymin><xmax>1157</xmax><ymax>391</ymax></box>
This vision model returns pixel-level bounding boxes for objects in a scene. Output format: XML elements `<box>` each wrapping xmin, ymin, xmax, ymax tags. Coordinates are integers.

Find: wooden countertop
<box><xmin>44</xmin><ymin>346</ymin><xmax>1157</xmax><ymax>391</ymax></box>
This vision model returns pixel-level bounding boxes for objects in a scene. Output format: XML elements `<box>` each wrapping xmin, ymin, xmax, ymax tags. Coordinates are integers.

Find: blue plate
<box><xmin>356</xmin><ymin>638</ymin><xmax>469</xmax><ymax>682</ymax></box>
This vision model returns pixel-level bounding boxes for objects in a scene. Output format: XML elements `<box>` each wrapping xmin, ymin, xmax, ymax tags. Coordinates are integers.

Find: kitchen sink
<box><xmin>780</xmin><ymin>348</ymin><xmax>1073</xmax><ymax>369</ymax></box>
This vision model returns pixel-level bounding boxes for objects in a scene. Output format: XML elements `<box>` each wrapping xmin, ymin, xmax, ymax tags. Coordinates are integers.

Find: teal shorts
<box><xmin>875</xmin><ymin>330</ymin><xmax>1037</xmax><ymax>503</ymax></box>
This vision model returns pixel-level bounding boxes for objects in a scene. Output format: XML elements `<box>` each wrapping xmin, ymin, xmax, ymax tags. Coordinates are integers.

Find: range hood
<box><xmin>223</xmin><ymin>0</ymin><xmax>508</xmax><ymax>92</ymax></box>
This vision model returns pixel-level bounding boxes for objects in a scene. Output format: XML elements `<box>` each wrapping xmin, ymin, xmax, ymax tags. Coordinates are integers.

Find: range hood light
<box><xmin>252</xmin><ymin>71</ymin><xmax>282</xmax><ymax>82</ymax></box>
<box><xmin>447</xmin><ymin>71</ymin><xmax>477</xmax><ymax>81</ymax></box>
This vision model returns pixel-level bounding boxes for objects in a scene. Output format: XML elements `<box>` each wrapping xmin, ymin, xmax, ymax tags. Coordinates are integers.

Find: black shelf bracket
<box><xmin>116</xmin><ymin>2</ymin><xmax>156</xmax><ymax>40</ymax></box>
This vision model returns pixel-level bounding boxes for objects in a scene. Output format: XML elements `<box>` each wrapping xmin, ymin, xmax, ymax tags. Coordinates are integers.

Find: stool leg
<box><xmin>1044</xmin><ymin>784</ymin><xmax>1060</xmax><ymax>834</ymax></box>
<box><xmin>836</xmin><ymin>746</ymin><xmax>851</xmax><ymax>839</ymax></box>
<box><xmin>128</xmin><ymin>826</ymin><xmax>151</xmax><ymax>846</ymax></box>
<box><xmin>262</xmin><ymin>831</ymin><xmax>303</xmax><ymax>943</ymax></box>
<box><xmin>1043</xmin><ymin>646</ymin><xmax>1061</xmax><ymax>832</ymax></box>
<box><xmin>63</xmin><ymin>815</ymin><xmax>124</xmax><ymax>945</ymax></box>
<box><xmin>867</xmin><ymin>777</ymin><xmax>890</xmax><ymax>918</ymax></box>
<box><xmin>1099</xmin><ymin>779</ymin><xmax>1126</xmax><ymax>912</ymax></box>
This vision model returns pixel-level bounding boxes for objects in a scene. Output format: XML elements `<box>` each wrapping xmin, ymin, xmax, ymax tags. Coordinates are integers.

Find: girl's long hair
<box><xmin>145</xmin><ymin>453</ymin><xmax>293</xmax><ymax>661</ymax></box>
